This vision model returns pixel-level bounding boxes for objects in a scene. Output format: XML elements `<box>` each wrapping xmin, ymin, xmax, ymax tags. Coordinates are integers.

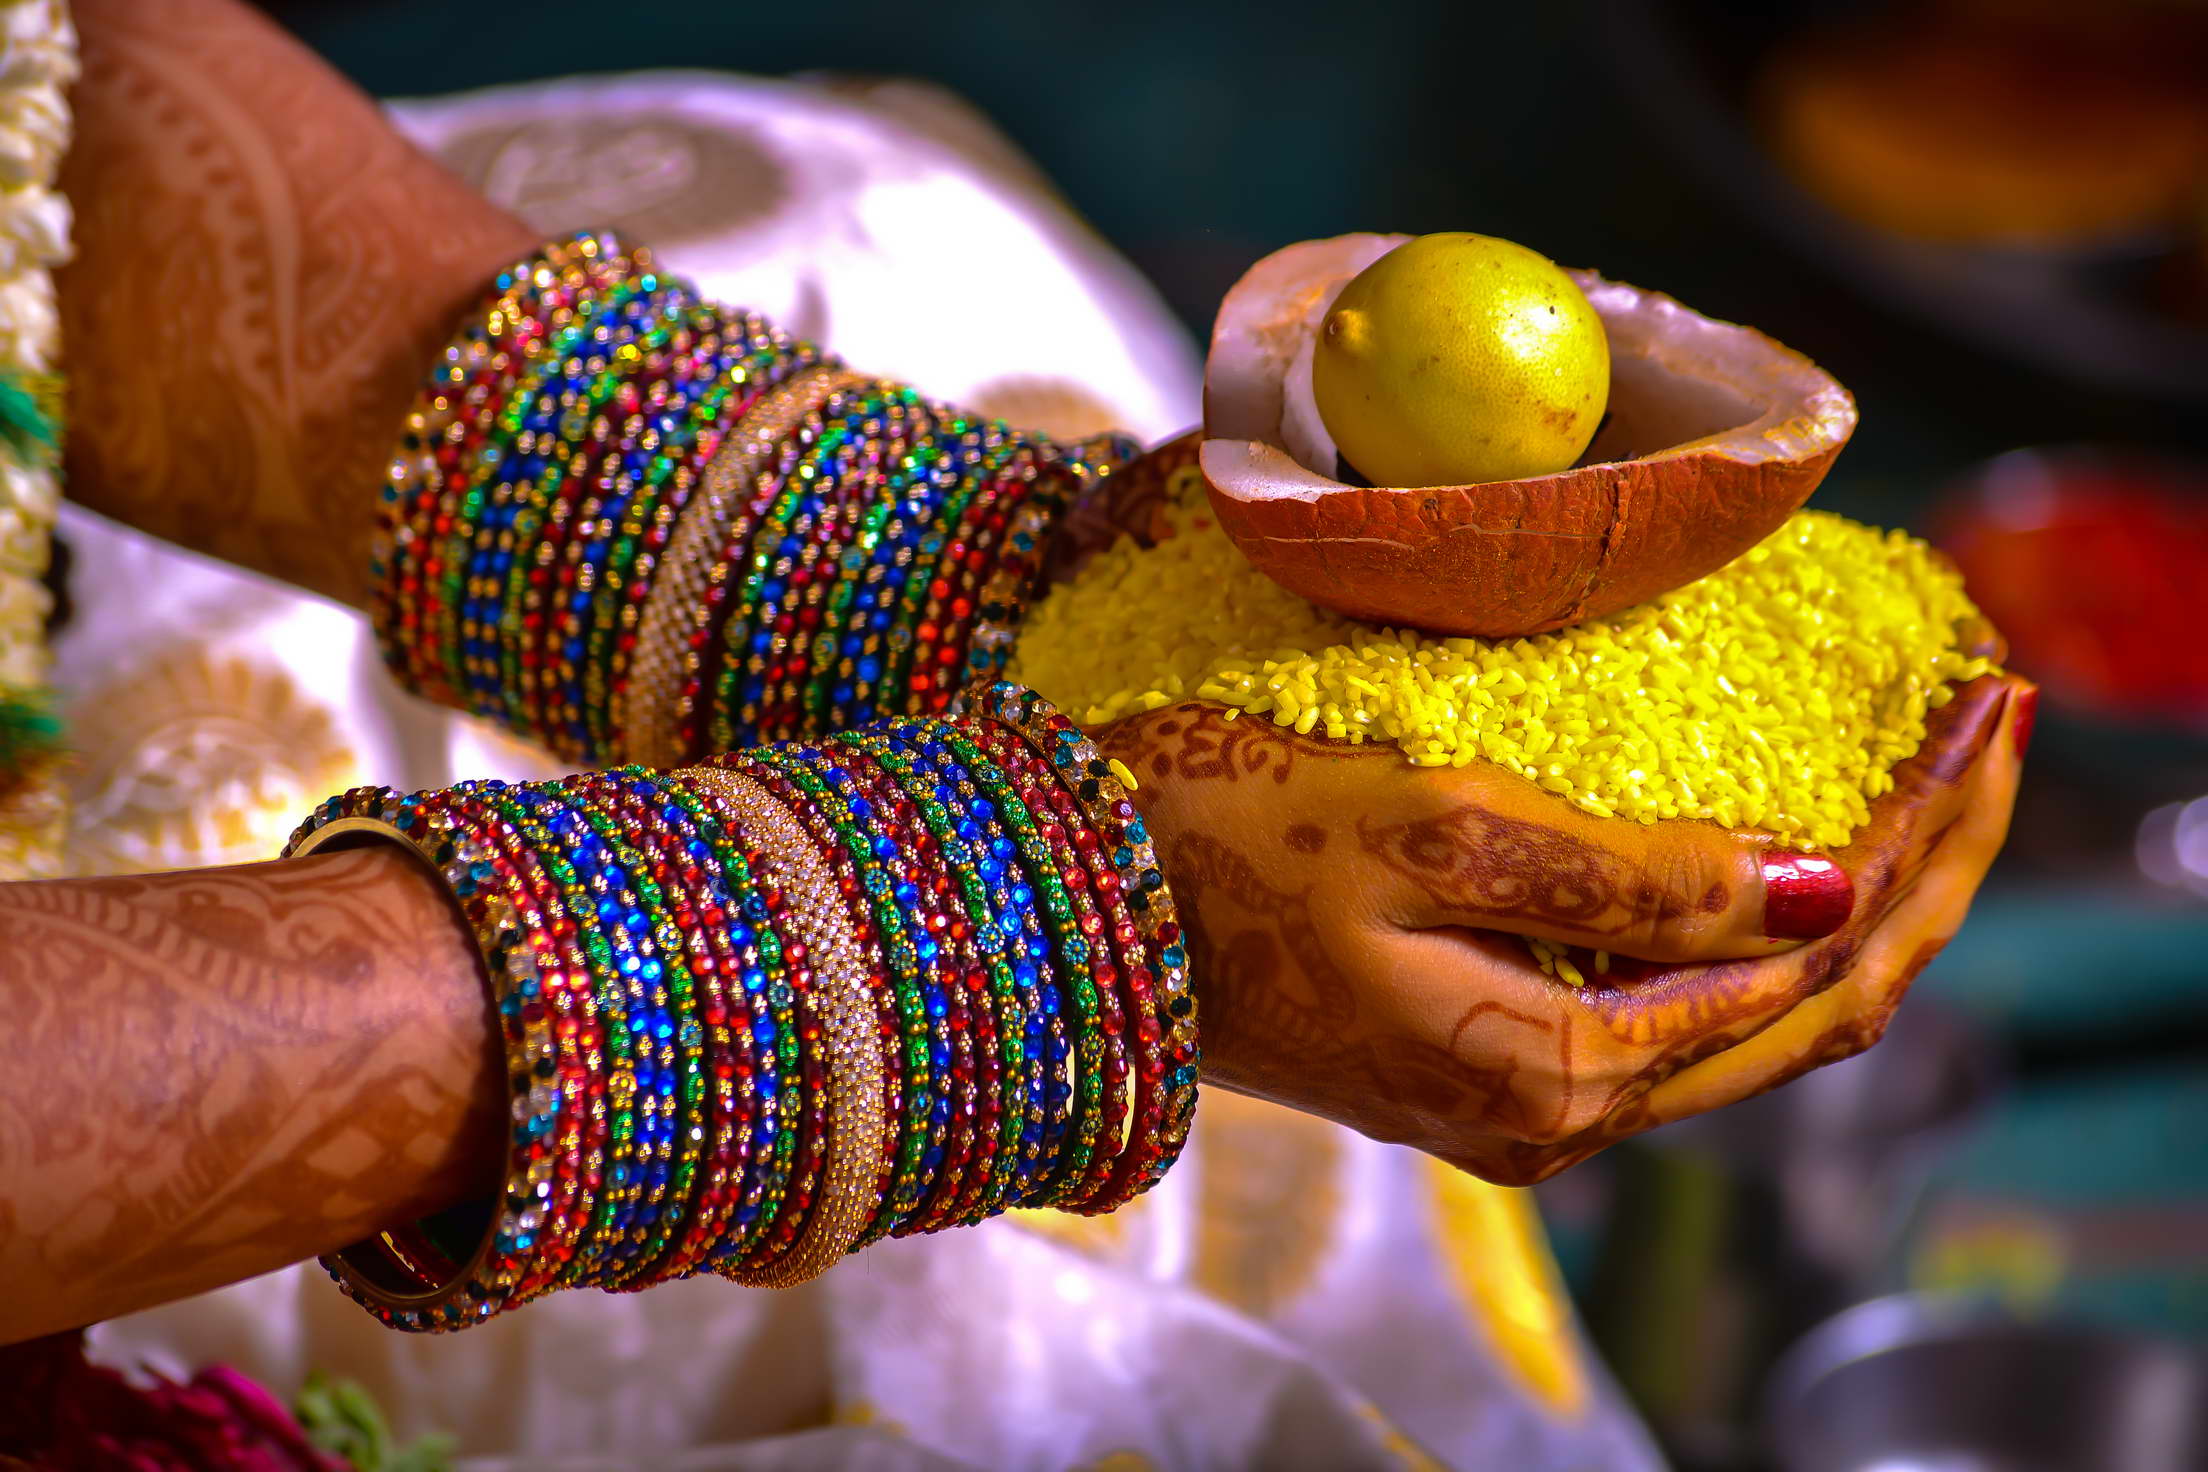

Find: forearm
<box><xmin>57</xmin><ymin>0</ymin><xmax>534</xmax><ymax>605</ymax></box>
<box><xmin>0</xmin><ymin>846</ymin><xmax>501</xmax><ymax>1342</ymax></box>
<box><xmin>0</xmin><ymin>694</ymin><xmax>1194</xmax><ymax>1341</ymax></box>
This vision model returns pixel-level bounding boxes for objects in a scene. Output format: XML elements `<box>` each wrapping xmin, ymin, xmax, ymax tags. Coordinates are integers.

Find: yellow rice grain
<box><xmin>1010</xmin><ymin>472</ymin><xmax>1996</xmax><ymax>850</ymax></box>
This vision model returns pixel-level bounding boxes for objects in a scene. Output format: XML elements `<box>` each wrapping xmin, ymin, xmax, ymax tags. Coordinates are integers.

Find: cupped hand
<box><xmin>1094</xmin><ymin>671</ymin><xmax>2031</xmax><ymax>1185</ymax></box>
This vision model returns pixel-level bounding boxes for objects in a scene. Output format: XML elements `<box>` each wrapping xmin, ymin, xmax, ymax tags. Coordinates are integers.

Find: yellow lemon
<box><xmin>1312</xmin><ymin>232</ymin><xmax>1609</xmax><ymax>487</ymax></box>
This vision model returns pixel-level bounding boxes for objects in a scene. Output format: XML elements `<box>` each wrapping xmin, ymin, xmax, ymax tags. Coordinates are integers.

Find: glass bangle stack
<box><xmin>286</xmin><ymin>686</ymin><xmax>1198</xmax><ymax>1331</ymax></box>
<box><xmin>369</xmin><ymin>230</ymin><xmax>1138</xmax><ymax>768</ymax></box>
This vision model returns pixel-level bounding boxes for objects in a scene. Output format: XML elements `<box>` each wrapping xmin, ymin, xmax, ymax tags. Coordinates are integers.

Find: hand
<box><xmin>1096</xmin><ymin>670</ymin><xmax>2031</xmax><ymax>1185</ymax></box>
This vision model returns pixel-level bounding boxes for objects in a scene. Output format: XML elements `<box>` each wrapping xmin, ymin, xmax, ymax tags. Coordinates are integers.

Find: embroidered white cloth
<box><xmin>70</xmin><ymin>69</ymin><xmax>1660</xmax><ymax>1472</ymax></box>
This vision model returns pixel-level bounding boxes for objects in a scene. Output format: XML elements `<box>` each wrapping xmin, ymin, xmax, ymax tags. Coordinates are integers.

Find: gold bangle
<box><xmin>681</xmin><ymin>764</ymin><xmax>887</xmax><ymax>1287</ymax></box>
<box><xmin>619</xmin><ymin>367</ymin><xmax>867</xmax><ymax>767</ymax></box>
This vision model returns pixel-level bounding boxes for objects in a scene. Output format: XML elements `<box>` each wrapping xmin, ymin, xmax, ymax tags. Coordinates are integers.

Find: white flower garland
<box><xmin>0</xmin><ymin>0</ymin><xmax>71</xmax><ymax>879</ymax></box>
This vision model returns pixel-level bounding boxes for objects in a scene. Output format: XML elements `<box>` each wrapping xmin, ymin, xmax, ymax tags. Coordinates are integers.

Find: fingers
<box><xmin>1110</xmin><ymin>680</ymin><xmax>2016</xmax><ymax>971</ymax></box>
<box><xmin>1463</xmin><ymin>736</ymin><xmax>2019</xmax><ymax>1181</ymax></box>
<box><xmin>1955</xmin><ymin>613</ymin><xmax>2008</xmax><ymax>665</ymax></box>
<box><xmin>1367</xmin><ymin>758</ymin><xmax>1843</xmax><ymax>963</ymax></box>
<box><xmin>1102</xmin><ymin>640</ymin><xmax>2034</xmax><ymax>1187</ymax></box>
<box><xmin>1372</xmin><ymin>669</ymin><xmax>2024</xmax><ymax>966</ymax></box>
<box><xmin>1542</xmin><ymin>677</ymin><xmax>2024</xmax><ymax>1097</ymax></box>
<box><xmin>1624</xmin><ymin>679</ymin><xmax>2028</xmax><ymax>1126</ymax></box>
<box><xmin>1453</xmin><ymin>676</ymin><xmax>2028</xmax><ymax>1156</ymax></box>
<box><xmin>1846</xmin><ymin>673</ymin><xmax>2016</xmax><ymax>877</ymax></box>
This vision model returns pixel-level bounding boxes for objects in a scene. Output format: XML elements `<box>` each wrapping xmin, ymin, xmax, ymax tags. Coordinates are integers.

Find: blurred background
<box><xmin>263</xmin><ymin>0</ymin><xmax>2208</xmax><ymax>1466</ymax></box>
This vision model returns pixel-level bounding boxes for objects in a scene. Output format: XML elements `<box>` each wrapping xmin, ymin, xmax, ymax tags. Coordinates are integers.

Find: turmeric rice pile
<box><xmin>1010</xmin><ymin>474</ymin><xmax>1996</xmax><ymax>848</ymax></box>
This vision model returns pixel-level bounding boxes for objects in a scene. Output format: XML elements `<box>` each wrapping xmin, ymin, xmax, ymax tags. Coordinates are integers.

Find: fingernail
<box><xmin>1762</xmin><ymin>851</ymin><xmax>1853</xmax><ymax>939</ymax></box>
<box><xmin>2013</xmin><ymin>687</ymin><xmax>2039</xmax><ymax>760</ymax></box>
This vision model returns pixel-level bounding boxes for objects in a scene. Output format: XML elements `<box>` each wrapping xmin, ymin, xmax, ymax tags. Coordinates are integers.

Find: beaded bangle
<box><xmin>853</xmin><ymin>749</ymin><xmax>988</xmax><ymax>1233</ymax></box>
<box><xmin>839</xmin><ymin>727</ymin><xmax>1040</xmax><ymax>1230</ymax></box>
<box><xmin>471</xmin><ymin>269</ymin><xmax>680</xmax><ymax>728</ymax></box>
<box><xmin>796</xmin><ymin>394</ymin><xmax>941</xmax><ymax>734</ymax></box>
<box><xmin>664</xmin><ymin>765</ymin><xmax>824</xmax><ymax>1280</ymax></box>
<box><xmin>700</xmin><ymin>386</ymin><xmax>845</xmax><ymax>756</ymax></box>
<box><xmin>622</xmin><ymin>367</ymin><xmax>862</xmax><ymax>768</ymax></box>
<box><xmin>959</xmin><ymin>682</ymin><xmax>1200</xmax><ymax>1208</ymax></box>
<box><xmin>691</xmin><ymin>767</ymin><xmax>888</xmax><ymax>1286</ymax></box>
<box><xmin>956</xmin><ymin>723</ymin><xmax>1125</xmax><ymax>1206</ymax></box>
<box><xmin>606</xmin><ymin>769</ymin><xmax>764</xmax><ymax>1281</ymax></box>
<box><xmin>373</xmin><ymin>234</ymin><xmax>1141</xmax><ymax>770</ymax></box>
<box><xmin>664</xmin><ymin>781</ymin><xmax>806</xmax><ymax>1275</ymax></box>
<box><xmin>473</xmin><ymin>782</ymin><xmax>662</xmax><ymax>1288</ymax></box>
<box><xmin>756</xmin><ymin>388</ymin><xmax>901</xmax><ymax>738</ymax></box>
<box><xmin>568</xmin><ymin>771</ymin><xmax>744</xmax><ymax>1283</ymax></box>
<box><xmin>556</xmin><ymin>770</ymin><xmax>728</xmax><ymax>1287</ymax></box>
<box><xmin>644</xmin><ymin>764</ymin><xmax>794</xmax><ymax>1275</ymax></box>
<box><xmin>584</xmin><ymin>314</ymin><xmax>821</xmax><ymax>757</ymax></box>
<box><xmin>946</xmin><ymin>733</ymin><xmax>1077</xmax><ymax>1219</ymax></box>
<box><xmin>821</xmin><ymin>747</ymin><xmax>966</xmax><ymax>1235</ymax></box>
<box><xmin>485</xmin><ymin>282</ymin><xmax>676</xmax><ymax>734</ymax></box>
<box><xmin>375</xmin><ymin>232</ymin><xmax>642</xmax><ymax>710</ymax></box>
<box><xmin>564</xmin><ymin>299</ymin><xmax>725</xmax><ymax>750</ymax></box>
<box><xmin>881</xmin><ymin>426</ymin><xmax>1017</xmax><ymax>716</ymax></box>
<box><xmin>737</xmin><ymin>743</ymin><xmax>939</xmax><ymax>1246</ymax></box>
<box><xmin>909</xmin><ymin>726</ymin><xmax>1078</xmax><ymax>1217</ymax></box>
<box><xmin>679</xmin><ymin>410</ymin><xmax>832</xmax><ymax>761</ymax></box>
<box><xmin>286</xmin><ymin>794</ymin><xmax>565</xmax><ymax>1331</ymax></box>
<box><xmin>961</xmin><ymin>470</ymin><xmax>1068</xmax><ymax>692</ymax></box>
<box><xmin>426</xmin><ymin>782</ymin><xmax>607</xmax><ymax>1300</ymax></box>
<box><xmin>578</xmin><ymin>788</ymin><xmax>708</xmax><ymax>1284</ymax></box>
<box><xmin>709</xmin><ymin>380</ymin><xmax>907</xmax><ymax>755</ymax></box>
<box><xmin>734</xmin><ymin>759</ymin><xmax>906</xmax><ymax>1195</ymax></box>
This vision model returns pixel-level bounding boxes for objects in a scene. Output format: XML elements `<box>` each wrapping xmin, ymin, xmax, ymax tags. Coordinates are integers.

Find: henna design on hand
<box><xmin>1159</xmin><ymin>828</ymin><xmax>1551</xmax><ymax>1148</ymax></box>
<box><xmin>1097</xmin><ymin>704</ymin><xmax>1355</xmax><ymax>788</ymax></box>
<box><xmin>1105</xmin><ymin>672</ymin><xmax>2023</xmax><ymax>1186</ymax></box>
<box><xmin>1357</xmin><ymin>805</ymin><xmax>1697</xmax><ymax>936</ymax></box>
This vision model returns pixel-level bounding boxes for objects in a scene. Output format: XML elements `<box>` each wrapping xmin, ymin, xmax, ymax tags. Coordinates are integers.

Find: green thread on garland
<box><xmin>0</xmin><ymin>370</ymin><xmax>59</xmax><ymax>467</ymax></box>
<box><xmin>0</xmin><ymin>687</ymin><xmax>61</xmax><ymax>780</ymax></box>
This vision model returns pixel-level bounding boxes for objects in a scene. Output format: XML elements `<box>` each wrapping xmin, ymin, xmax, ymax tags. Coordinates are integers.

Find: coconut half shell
<box><xmin>1201</xmin><ymin>234</ymin><xmax>1859</xmax><ymax>636</ymax></box>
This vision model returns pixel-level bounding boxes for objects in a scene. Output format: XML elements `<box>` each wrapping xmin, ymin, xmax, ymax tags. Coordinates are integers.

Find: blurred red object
<box><xmin>1934</xmin><ymin>449</ymin><xmax>2208</xmax><ymax>726</ymax></box>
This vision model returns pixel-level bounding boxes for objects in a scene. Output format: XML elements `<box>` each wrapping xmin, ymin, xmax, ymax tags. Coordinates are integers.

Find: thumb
<box><xmin>1358</xmin><ymin>760</ymin><xmax>1850</xmax><ymax>963</ymax></box>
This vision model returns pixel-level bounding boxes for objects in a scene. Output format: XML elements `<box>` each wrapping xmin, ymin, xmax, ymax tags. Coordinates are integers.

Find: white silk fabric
<box><xmin>72</xmin><ymin>70</ymin><xmax>1661</xmax><ymax>1472</ymax></box>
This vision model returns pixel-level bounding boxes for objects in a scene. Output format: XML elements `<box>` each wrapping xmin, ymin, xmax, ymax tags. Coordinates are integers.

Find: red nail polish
<box><xmin>1762</xmin><ymin>851</ymin><xmax>1853</xmax><ymax>939</ymax></box>
<box><xmin>2013</xmin><ymin>687</ymin><xmax>2039</xmax><ymax>760</ymax></box>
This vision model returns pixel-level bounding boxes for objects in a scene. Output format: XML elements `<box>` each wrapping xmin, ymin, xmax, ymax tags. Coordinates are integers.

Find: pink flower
<box><xmin>0</xmin><ymin>1332</ymin><xmax>349</xmax><ymax>1471</ymax></box>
